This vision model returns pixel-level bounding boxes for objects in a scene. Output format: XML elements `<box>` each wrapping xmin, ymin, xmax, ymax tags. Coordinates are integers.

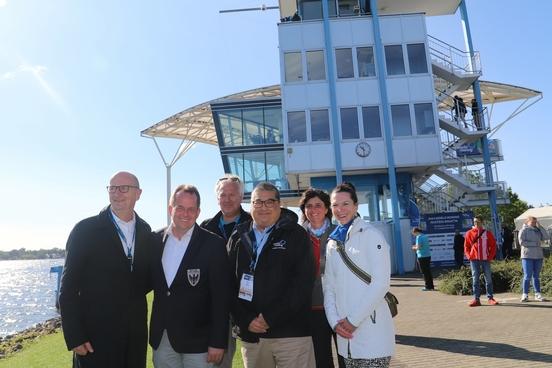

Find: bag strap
<box><xmin>335</xmin><ymin>240</ymin><xmax>373</xmax><ymax>285</ymax></box>
<box><xmin>473</xmin><ymin>229</ymin><xmax>486</xmax><ymax>243</ymax></box>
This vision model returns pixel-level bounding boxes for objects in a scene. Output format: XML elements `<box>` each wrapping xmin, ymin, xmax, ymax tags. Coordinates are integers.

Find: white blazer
<box><xmin>322</xmin><ymin>217</ymin><xmax>395</xmax><ymax>359</ymax></box>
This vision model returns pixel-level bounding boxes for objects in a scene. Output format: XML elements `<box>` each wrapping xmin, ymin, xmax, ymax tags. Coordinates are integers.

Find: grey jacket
<box><xmin>518</xmin><ymin>224</ymin><xmax>549</xmax><ymax>259</ymax></box>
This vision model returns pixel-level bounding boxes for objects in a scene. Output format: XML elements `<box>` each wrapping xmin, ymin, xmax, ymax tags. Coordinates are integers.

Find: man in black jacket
<box><xmin>60</xmin><ymin>171</ymin><xmax>153</xmax><ymax>368</ymax></box>
<box><xmin>150</xmin><ymin>184</ymin><xmax>229</xmax><ymax>368</ymax></box>
<box><xmin>228</xmin><ymin>182</ymin><xmax>315</xmax><ymax>368</ymax></box>
<box><xmin>200</xmin><ymin>174</ymin><xmax>251</xmax><ymax>368</ymax></box>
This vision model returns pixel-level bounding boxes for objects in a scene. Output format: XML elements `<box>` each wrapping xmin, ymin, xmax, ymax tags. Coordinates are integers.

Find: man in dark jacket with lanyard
<box><xmin>200</xmin><ymin>174</ymin><xmax>251</xmax><ymax>367</ymax></box>
<box><xmin>59</xmin><ymin>171</ymin><xmax>153</xmax><ymax>368</ymax></box>
<box><xmin>228</xmin><ymin>182</ymin><xmax>316</xmax><ymax>368</ymax></box>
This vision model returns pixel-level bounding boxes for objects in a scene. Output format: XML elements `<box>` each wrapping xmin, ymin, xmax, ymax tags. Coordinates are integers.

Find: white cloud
<box><xmin>0</xmin><ymin>0</ymin><xmax>7</xmax><ymax>8</ymax></box>
<box><xmin>1</xmin><ymin>63</ymin><xmax>71</xmax><ymax>116</ymax></box>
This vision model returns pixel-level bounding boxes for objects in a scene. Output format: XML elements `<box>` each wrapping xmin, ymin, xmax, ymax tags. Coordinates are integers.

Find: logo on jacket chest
<box><xmin>271</xmin><ymin>240</ymin><xmax>287</xmax><ymax>250</ymax></box>
<box><xmin>187</xmin><ymin>269</ymin><xmax>200</xmax><ymax>286</ymax></box>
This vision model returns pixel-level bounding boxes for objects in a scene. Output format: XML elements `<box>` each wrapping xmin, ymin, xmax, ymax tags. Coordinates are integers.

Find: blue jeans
<box><xmin>522</xmin><ymin>258</ymin><xmax>544</xmax><ymax>294</ymax></box>
<box><xmin>470</xmin><ymin>260</ymin><xmax>493</xmax><ymax>299</ymax></box>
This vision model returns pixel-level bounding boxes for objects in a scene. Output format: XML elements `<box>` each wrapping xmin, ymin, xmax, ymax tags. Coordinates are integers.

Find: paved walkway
<box><xmin>388</xmin><ymin>273</ymin><xmax>552</xmax><ymax>367</ymax></box>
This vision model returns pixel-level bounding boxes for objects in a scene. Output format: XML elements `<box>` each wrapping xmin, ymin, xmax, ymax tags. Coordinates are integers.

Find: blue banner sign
<box><xmin>456</xmin><ymin>139</ymin><xmax>498</xmax><ymax>157</ymax></box>
<box><xmin>418</xmin><ymin>212</ymin><xmax>473</xmax><ymax>267</ymax></box>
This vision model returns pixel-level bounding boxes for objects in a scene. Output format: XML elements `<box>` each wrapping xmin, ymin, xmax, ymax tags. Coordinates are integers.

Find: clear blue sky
<box><xmin>1</xmin><ymin>0</ymin><xmax>550</xmax><ymax>251</ymax></box>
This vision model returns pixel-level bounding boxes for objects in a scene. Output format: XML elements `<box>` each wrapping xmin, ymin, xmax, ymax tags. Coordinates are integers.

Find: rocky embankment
<box><xmin>0</xmin><ymin>317</ymin><xmax>61</xmax><ymax>359</ymax></box>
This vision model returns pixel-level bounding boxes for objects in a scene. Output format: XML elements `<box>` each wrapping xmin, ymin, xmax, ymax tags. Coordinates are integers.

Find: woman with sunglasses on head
<box><xmin>323</xmin><ymin>183</ymin><xmax>395</xmax><ymax>368</ymax></box>
<box><xmin>299</xmin><ymin>189</ymin><xmax>345</xmax><ymax>368</ymax></box>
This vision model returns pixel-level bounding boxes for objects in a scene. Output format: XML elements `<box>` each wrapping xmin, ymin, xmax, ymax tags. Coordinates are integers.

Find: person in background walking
<box><xmin>299</xmin><ymin>188</ymin><xmax>345</xmax><ymax>368</ymax></box>
<box><xmin>464</xmin><ymin>217</ymin><xmax>499</xmax><ymax>307</ymax></box>
<box><xmin>411</xmin><ymin>228</ymin><xmax>434</xmax><ymax>291</ymax></box>
<box><xmin>501</xmin><ymin>226</ymin><xmax>514</xmax><ymax>260</ymax></box>
<box><xmin>518</xmin><ymin>216</ymin><xmax>549</xmax><ymax>302</ymax></box>
<box><xmin>453</xmin><ymin>229</ymin><xmax>465</xmax><ymax>268</ymax></box>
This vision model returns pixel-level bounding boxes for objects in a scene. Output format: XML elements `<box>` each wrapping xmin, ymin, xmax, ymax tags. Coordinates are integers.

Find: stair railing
<box><xmin>428</xmin><ymin>34</ymin><xmax>482</xmax><ymax>75</ymax></box>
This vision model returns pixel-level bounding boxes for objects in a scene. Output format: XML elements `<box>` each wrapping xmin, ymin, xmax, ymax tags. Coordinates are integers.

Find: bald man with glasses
<box><xmin>227</xmin><ymin>182</ymin><xmax>316</xmax><ymax>368</ymax></box>
<box><xmin>60</xmin><ymin>171</ymin><xmax>154</xmax><ymax>368</ymax></box>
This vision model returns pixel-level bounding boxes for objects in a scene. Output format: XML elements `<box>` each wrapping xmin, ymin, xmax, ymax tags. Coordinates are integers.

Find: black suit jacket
<box><xmin>59</xmin><ymin>206</ymin><xmax>153</xmax><ymax>368</ymax></box>
<box><xmin>149</xmin><ymin>225</ymin><xmax>230</xmax><ymax>353</ymax></box>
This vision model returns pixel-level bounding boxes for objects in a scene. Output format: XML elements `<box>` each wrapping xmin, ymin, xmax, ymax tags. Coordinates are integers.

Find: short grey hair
<box><xmin>170</xmin><ymin>184</ymin><xmax>201</xmax><ymax>208</ymax></box>
<box><xmin>252</xmin><ymin>182</ymin><xmax>280</xmax><ymax>201</ymax></box>
<box><xmin>215</xmin><ymin>174</ymin><xmax>244</xmax><ymax>198</ymax></box>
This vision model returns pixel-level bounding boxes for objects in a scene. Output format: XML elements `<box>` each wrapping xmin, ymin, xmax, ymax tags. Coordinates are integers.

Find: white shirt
<box><xmin>110</xmin><ymin>209</ymin><xmax>136</xmax><ymax>258</ymax></box>
<box><xmin>162</xmin><ymin>224</ymin><xmax>194</xmax><ymax>287</ymax></box>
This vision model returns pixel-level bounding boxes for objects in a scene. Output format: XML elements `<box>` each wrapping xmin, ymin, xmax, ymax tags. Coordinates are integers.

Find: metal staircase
<box><xmin>415</xmin><ymin>35</ymin><xmax>509</xmax><ymax>213</ymax></box>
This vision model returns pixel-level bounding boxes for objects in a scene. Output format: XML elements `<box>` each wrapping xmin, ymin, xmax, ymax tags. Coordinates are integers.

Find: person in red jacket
<box><xmin>464</xmin><ymin>217</ymin><xmax>499</xmax><ymax>307</ymax></box>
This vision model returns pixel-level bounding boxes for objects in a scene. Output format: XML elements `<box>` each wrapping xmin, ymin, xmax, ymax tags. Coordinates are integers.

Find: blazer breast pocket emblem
<box><xmin>187</xmin><ymin>269</ymin><xmax>200</xmax><ymax>286</ymax></box>
<box><xmin>271</xmin><ymin>240</ymin><xmax>287</xmax><ymax>250</ymax></box>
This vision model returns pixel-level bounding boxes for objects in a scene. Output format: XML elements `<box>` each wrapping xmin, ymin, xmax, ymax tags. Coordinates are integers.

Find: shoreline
<box><xmin>0</xmin><ymin>317</ymin><xmax>61</xmax><ymax>359</ymax></box>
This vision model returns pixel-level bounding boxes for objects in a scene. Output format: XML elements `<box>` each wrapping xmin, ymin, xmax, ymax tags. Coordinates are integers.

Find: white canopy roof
<box><xmin>141</xmin><ymin>80</ymin><xmax>541</xmax><ymax>146</ymax></box>
<box><xmin>515</xmin><ymin>206</ymin><xmax>552</xmax><ymax>231</ymax></box>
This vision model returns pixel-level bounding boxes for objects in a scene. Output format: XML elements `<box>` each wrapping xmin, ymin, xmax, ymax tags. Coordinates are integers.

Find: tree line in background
<box><xmin>472</xmin><ymin>188</ymin><xmax>531</xmax><ymax>229</ymax></box>
<box><xmin>0</xmin><ymin>248</ymin><xmax>65</xmax><ymax>260</ymax></box>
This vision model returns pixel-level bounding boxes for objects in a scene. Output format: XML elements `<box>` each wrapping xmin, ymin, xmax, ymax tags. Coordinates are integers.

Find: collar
<box><xmin>166</xmin><ymin>224</ymin><xmax>195</xmax><ymax>242</ymax></box>
<box><xmin>110</xmin><ymin>209</ymin><xmax>136</xmax><ymax>228</ymax></box>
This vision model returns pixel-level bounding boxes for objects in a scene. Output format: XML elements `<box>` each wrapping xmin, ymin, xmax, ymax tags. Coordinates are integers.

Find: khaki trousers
<box><xmin>241</xmin><ymin>336</ymin><xmax>315</xmax><ymax>368</ymax></box>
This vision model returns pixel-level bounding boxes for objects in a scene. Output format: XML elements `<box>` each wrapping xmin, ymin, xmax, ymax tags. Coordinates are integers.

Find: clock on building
<box><xmin>355</xmin><ymin>141</ymin><xmax>371</xmax><ymax>157</ymax></box>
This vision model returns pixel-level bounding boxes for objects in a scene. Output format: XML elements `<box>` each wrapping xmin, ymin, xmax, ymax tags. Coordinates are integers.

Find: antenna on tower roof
<box><xmin>219</xmin><ymin>4</ymin><xmax>279</xmax><ymax>14</ymax></box>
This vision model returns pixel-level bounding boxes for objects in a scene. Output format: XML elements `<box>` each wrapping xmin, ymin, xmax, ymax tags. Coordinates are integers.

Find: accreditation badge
<box><xmin>238</xmin><ymin>273</ymin><xmax>254</xmax><ymax>301</ymax></box>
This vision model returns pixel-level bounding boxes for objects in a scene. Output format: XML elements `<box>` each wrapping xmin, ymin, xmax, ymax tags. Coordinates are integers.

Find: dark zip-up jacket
<box><xmin>228</xmin><ymin>208</ymin><xmax>315</xmax><ymax>343</ymax></box>
<box><xmin>200</xmin><ymin>207</ymin><xmax>252</xmax><ymax>245</ymax></box>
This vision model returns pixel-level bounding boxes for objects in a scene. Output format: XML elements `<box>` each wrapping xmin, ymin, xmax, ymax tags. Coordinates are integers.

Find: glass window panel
<box><xmin>243</xmin><ymin>109</ymin><xmax>265</xmax><ymax>145</ymax></box>
<box><xmin>284</xmin><ymin>52</ymin><xmax>303</xmax><ymax>82</ymax></box>
<box><xmin>336</xmin><ymin>48</ymin><xmax>354</xmax><ymax>78</ymax></box>
<box><xmin>223</xmin><ymin>153</ymin><xmax>245</xmax><ymax>181</ymax></box>
<box><xmin>327</xmin><ymin>0</ymin><xmax>338</xmax><ymax>17</ymax></box>
<box><xmin>391</xmin><ymin>104</ymin><xmax>412</xmax><ymax>136</ymax></box>
<box><xmin>287</xmin><ymin>111</ymin><xmax>307</xmax><ymax>143</ymax></box>
<box><xmin>384</xmin><ymin>45</ymin><xmax>405</xmax><ymax>75</ymax></box>
<box><xmin>362</xmin><ymin>106</ymin><xmax>381</xmax><ymax>138</ymax></box>
<box><xmin>266</xmin><ymin>151</ymin><xmax>289</xmax><ymax>190</ymax></box>
<box><xmin>340</xmin><ymin>107</ymin><xmax>359</xmax><ymax>139</ymax></box>
<box><xmin>300</xmin><ymin>0</ymin><xmax>323</xmax><ymax>20</ymax></box>
<box><xmin>338</xmin><ymin>0</ymin><xmax>359</xmax><ymax>16</ymax></box>
<box><xmin>264</xmin><ymin>107</ymin><xmax>282</xmax><ymax>143</ymax></box>
<box><xmin>217</xmin><ymin>110</ymin><xmax>243</xmax><ymax>147</ymax></box>
<box><xmin>414</xmin><ymin>103</ymin><xmax>436</xmax><ymax>135</ymax></box>
<box><xmin>310</xmin><ymin>109</ymin><xmax>330</xmax><ymax>141</ymax></box>
<box><xmin>241</xmin><ymin>152</ymin><xmax>267</xmax><ymax>193</ymax></box>
<box><xmin>306</xmin><ymin>50</ymin><xmax>326</xmax><ymax>81</ymax></box>
<box><xmin>407</xmin><ymin>43</ymin><xmax>428</xmax><ymax>74</ymax></box>
<box><xmin>357</xmin><ymin>47</ymin><xmax>376</xmax><ymax>77</ymax></box>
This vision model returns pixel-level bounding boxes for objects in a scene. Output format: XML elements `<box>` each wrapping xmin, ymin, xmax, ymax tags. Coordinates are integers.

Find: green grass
<box><xmin>0</xmin><ymin>293</ymin><xmax>245</xmax><ymax>368</ymax></box>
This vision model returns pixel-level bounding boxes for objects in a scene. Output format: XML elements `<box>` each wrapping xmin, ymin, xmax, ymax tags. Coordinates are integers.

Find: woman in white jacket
<box><xmin>323</xmin><ymin>183</ymin><xmax>395</xmax><ymax>368</ymax></box>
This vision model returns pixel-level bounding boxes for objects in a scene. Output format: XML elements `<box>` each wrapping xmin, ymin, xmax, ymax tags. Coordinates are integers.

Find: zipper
<box><xmin>347</xmin><ymin>339</ymin><xmax>352</xmax><ymax>359</ymax></box>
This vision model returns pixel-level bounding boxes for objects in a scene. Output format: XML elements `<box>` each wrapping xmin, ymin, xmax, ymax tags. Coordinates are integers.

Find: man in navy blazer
<box><xmin>150</xmin><ymin>184</ymin><xmax>230</xmax><ymax>367</ymax></box>
<box><xmin>60</xmin><ymin>171</ymin><xmax>153</xmax><ymax>368</ymax></box>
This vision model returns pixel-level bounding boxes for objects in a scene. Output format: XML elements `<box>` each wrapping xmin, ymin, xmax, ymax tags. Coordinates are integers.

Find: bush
<box><xmin>438</xmin><ymin>257</ymin><xmax>552</xmax><ymax>296</ymax></box>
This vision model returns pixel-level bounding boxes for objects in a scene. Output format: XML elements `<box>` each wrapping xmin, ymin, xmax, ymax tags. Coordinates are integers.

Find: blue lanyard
<box><xmin>109</xmin><ymin>211</ymin><xmax>136</xmax><ymax>271</ymax></box>
<box><xmin>249</xmin><ymin>225</ymin><xmax>274</xmax><ymax>272</ymax></box>
<box><xmin>218</xmin><ymin>215</ymin><xmax>240</xmax><ymax>241</ymax></box>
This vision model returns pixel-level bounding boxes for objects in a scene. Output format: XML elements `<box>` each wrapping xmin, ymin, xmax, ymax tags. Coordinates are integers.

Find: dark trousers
<box><xmin>310</xmin><ymin>309</ymin><xmax>345</xmax><ymax>368</ymax></box>
<box><xmin>454</xmin><ymin>250</ymin><xmax>464</xmax><ymax>268</ymax></box>
<box><xmin>417</xmin><ymin>256</ymin><xmax>434</xmax><ymax>290</ymax></box>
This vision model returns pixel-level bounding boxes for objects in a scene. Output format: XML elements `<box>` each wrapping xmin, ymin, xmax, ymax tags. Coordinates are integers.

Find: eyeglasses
<box><xmin>252</xmin><ymin>198</ymin><xmax>279</xmax><ymax>208</ymax></box>
<box><xmin>107</xmin><ymin>185</ymin><xmax>139</xmax><ymax>193</ymax></box>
